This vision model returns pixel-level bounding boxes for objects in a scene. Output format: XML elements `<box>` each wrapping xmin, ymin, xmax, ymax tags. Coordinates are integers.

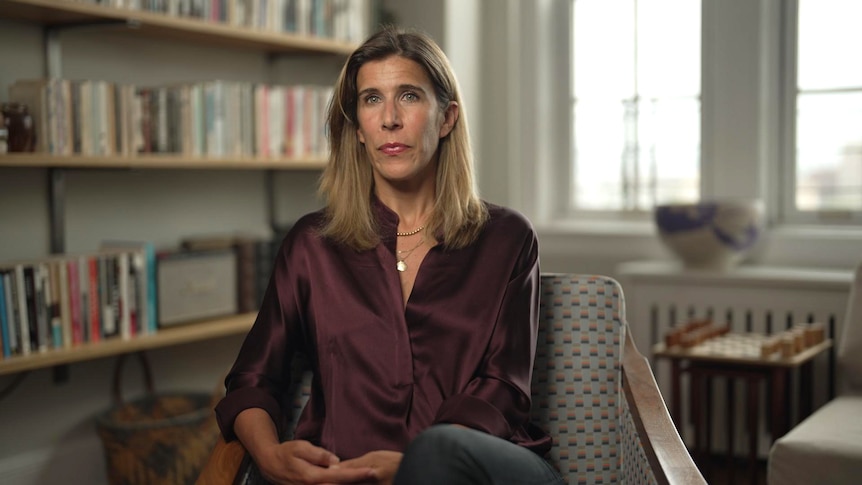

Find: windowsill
<box><xmin>616</xmin><ymin>259</ymin><xmax>853</xmax><ymax>289</ymax></box>
<box><xmin>536</xmin><ymin>217</ymin><xmax>862</xmax><ymax>242</ymax></box>
<box><xmin>768</xmin><ymin>223</ymin><xmax>862</xmax><ymax>241</ymax></box>
<box><xmin>534</xmin><ymin>218</ymin><xmax>655</xmax><ymax>238</ymax></box>
<box><xmin>534</xmin><ymin>216</ymin><xmax>861</xmax><ymax>271</ymax></box>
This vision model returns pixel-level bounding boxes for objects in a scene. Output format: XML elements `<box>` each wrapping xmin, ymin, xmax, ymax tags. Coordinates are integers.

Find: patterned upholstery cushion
<box><xmin>532</xmin><ymin>274</ymin><xmax>627</xmax><ymax>484</ymax></box>
<box><xmin>237</xmin><ymin>274</ymin><xmax>660</xmax><ymax>485</ymax></box>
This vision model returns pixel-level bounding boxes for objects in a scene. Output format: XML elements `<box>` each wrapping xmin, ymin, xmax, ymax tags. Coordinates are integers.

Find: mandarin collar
<box><xmin>371</xmin><ymin>194</ymin><xmax>400</xmax><ymax>243</ymax></box>
<box><xmin>371</xmin><ymin>194</ymin><xmax>448</xmax><ymax>248</ymax></box>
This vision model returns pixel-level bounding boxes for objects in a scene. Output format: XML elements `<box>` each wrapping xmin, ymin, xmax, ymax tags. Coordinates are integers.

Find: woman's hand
<box><xmin>336</xmin><ymin>450</ymin><xmax>403</xmax><ymax>485</ymax></box>
<box><xmin>235</xmin><ymin>408</ymin><xmax>373</xmax><ymax>484</ymax></box>
<box><xmin>255</xmin><ymin>439</ymin><xmax>376</xmax><ymax>485</ymax></box>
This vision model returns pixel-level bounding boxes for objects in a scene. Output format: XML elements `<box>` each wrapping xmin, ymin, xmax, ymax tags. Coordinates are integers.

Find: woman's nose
<box><xmin>382</xmin><ymin>101</ymin><xmax>401</xmax><ymax>130</ymax></box>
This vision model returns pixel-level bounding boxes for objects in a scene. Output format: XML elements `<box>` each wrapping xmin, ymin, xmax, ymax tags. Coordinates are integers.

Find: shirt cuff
<box><xmin>215</xmin><ymin>387</ymin><xmax>284</xmax><ymax>441</ymax></box>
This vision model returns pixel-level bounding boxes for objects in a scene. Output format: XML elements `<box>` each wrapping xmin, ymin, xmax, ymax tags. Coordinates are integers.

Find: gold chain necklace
<box><xmin>396</xmin><ymin>238</ymin><xmax>424</xmax><ymax>272</ymax></box>
<box><xmin>396</xmin><ymin>225</ymin><xmax>425</xmax><ymax>237</ymax></box>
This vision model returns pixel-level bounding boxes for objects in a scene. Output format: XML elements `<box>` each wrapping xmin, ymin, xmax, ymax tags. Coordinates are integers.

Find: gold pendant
<box><xmin>396</xmin><ymin>260</ymin><xmax>407</xmax><ymax>272</ymax></box>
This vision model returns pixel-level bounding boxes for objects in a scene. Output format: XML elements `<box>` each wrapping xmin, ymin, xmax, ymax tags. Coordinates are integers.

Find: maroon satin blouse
<box><xmin>215</xmin><ymin>198</ymin><xmax>552</xmax><ymax>459</ymax></box>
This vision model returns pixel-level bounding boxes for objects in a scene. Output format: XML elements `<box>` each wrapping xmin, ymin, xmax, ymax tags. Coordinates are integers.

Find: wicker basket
<box><xmin>95</xmin><ymin>352</ymin><xmax>221</xmax><ymax>485</ymax></box>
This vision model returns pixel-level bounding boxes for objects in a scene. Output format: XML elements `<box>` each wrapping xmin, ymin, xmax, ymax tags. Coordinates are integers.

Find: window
<box><xmin>784</xmin><ymin>0</ymin><xmax>862</xmax><ymax>223</ymax></box>
<box><xmin>570</xmin><ymin>0</ymin><xmax>701</xmax><ymax>213</ymax></box>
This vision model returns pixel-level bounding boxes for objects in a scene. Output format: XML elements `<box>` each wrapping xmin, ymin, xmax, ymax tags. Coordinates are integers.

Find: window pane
<box><xmin>570</xmin><ymin>0</ymin><xmax>700</xmax><ymax>213</ymax></box>
<box><xmin>796</xmin><ymin>92</ymin><xmax>862</xmax><ymax>211</ymax></box>
<box><xmin>638</xmin><ymin>97</ymin><xmax>700</xmax><ymax>205</ymax></box>
<box><xmin>573</xmin><ymin>0</ymin><xmax>635</xmax><ymax>99</ymax></box>
<box><xmin>798</xmin><ymin>0</ymin><xmax>862</xmax><ymax>90</ymax></box>
<box><xmin>637</xmin><ymin>0</ymin><xmax>701</xmax><ymax>97</ymax></box>
<box><xmin>572</xmin><ymin>100</ymin><xmax>626</xmax><ymax>210</ymax></box>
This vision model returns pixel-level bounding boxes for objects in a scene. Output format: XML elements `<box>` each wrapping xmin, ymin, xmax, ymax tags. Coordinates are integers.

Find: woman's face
<box><xmin>355</xmin><ymin>55</ymin><xmax>457</xmax><ymax>188</ymax></box>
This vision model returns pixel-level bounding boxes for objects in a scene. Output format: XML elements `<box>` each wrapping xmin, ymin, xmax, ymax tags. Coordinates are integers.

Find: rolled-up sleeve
<box><xmin>214</xmin><ymin>241</ymin><xmax>303</xmax><ymax>441</ymax></box>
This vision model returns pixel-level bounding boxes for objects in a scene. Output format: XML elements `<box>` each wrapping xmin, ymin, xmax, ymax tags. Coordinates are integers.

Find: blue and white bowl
<box><xmin>654</xmin><ymin>200</ymin><xmax>766</xmax><ymax>269</ymax></box>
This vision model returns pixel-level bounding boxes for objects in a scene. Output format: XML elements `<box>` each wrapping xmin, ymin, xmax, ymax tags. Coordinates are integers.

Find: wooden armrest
<box><xmin>622</xmin><ymin>331</ymin><xmax>707</xmax><ymax>485</ymax></box>
<box><xmin>196</xmin><ymin>436</ymin><xmax>248</xmax><ymax>485</ymax></box>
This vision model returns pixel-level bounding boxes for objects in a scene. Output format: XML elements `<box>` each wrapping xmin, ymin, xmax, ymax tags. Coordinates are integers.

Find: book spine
<box><xmin>236</xmin><ymin>240</ymin><xmax>257</xmax><ymax>313</ymax></box>
<box><xmin>256</xmin><ymin>84</ymin><xmax>269</xmax><ymax>158</ymax></box>
<box><xmin>255</xmin><ymin>238</ymin><xmax>273</xmax><ymax>307</ymax></box>
<box><xmin>114</xmin><ymin>83</ymin><xmax>125</xmax><ymax>155</ymax></box>
<box><xmin>58</xmin><ymin>261</ymin><xmax>72</xmax><ymax>349</ymax></box>
<box><xmin>118</xmin><ymin>253</ymin><xmax>131</xmax><ymax>340</ymax></box>
<box><xmin>0</xmin><ymin>273</ymin><xmax>9</xmax><ymax>358</ymax></box>
<box><xmin>240</xmin><ymin>83</ymin><xmax>254</xmax><ymax>158</ymax></box>
<box><xmin>6</xmin><ymin>271</ymin><xmax>21</xmax><ymax>356</ymax></box>
<box><xmin>127</xmin><ymin>253</ymin><xmax>139</xmax><ymax>337</ymax></box>
<box><xmin>145</xmin><ymin>244</ymin><xmax>157</xmax><ymax>334</ymax></box>
<box><xmin>71</xmin><ymin>80</ymin><xmax>82</xmax><ymax>154</ymax></box>
<box><xmin>89</xmin><ymin>257</ymin><xmax>102</xmax><ymax>342</ymax></box>
<box><xmin>81</xmin><ymin>80</ymin><xmax>94</xmax><ymax>156</ymax></box>
<box><xmin>22</xmin><ymin>266</ymin><xmax>40</xmax><ymax>353</ymax></box>
<box><xmin>190</xmin><ymin>84</ymin><xmax>204</xmax><ymax>157</ymax></box>
<box><xmin>293</xmin><ymin>85</ymin><xmax>306</xmax><ymax>158</ymax></box>
<box><xmin>285</xmin><ymin>85</ymin><xmax>295</xmax><ymax>157</ymax></box>
<box><xmin>157</xmin><ymin>86</ymin><xmax>169</xmax><ymax>153</ymax></box>
<box><xmin>255</xmin><ymin>239</ymin><xmax>274</xmax><ymax>308</ymax></box>
<box><xmin>104</xmin><ymin>254</ymin><xmax>119</xmax><ymax>338</ymax></box>
<box><xmin>34</xmin><ymin>264</ymin><xmax>50</xmax><ymax>352</ymax></box>
<box><xmin>45</xmin><ymin>262</ymin><xmax>61</xmax><ymax>349</ymax></box>
<box><xmin>78</xmin><ymin>256</ymin><xmax>91</xmax><ymax>342</ymax></box>
<box><xmin>104</xmin><ymin>82</ymin><xmax>117</xmax><ymax>155</ymax></box>
<box><xmin>67</xmin><ymin>259</ymin><xmax>82</xmax><ymax>345</ymax></box>
<box><xmin>129</xmin><ymin>251</ymin><xmax>149</xmax><ymax>335</ymax></box>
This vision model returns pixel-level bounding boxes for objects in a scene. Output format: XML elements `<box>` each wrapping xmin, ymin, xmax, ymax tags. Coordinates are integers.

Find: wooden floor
<box><xmin>699</xmin><ymin>454</ymin><xmax>768</xmax><ymax>485</ymax></box>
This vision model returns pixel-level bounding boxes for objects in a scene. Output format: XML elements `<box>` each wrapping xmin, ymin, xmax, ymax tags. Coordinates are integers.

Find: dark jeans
<box><xmin>394</xmin><ymin>425</ymin><xmax>566</xmax><ymax>485</ymax></box>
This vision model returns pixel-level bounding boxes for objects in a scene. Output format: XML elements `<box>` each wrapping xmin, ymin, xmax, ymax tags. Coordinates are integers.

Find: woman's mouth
<box><xmin>379</xmin><ymin>143</ymin><xmax>408</xmax><ymax>156</ymax></box>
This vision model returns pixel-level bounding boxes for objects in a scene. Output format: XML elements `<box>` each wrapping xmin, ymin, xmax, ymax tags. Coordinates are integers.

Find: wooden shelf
<box><xmin>0</xmin><ymin>0</ymin><xmax>358</xmax><ymax>55</ymax></box>
<box><xmin>0</xmin><ymin>312</ymin><xmax>255</xmax><ymax>375</ymax></box>
<box><xmin>0</xmin><ymin>153</ymin><xmax>328</xmax><ymax>170</ymax></box>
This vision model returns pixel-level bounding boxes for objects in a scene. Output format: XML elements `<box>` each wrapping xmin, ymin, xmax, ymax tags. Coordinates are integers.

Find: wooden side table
<box><xmin>654</xmin><ymin>335</ymin><xmax>832</xmax><ymax>485</ymax></box>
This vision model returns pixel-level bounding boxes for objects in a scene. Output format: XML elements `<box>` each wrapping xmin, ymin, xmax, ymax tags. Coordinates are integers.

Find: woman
<box><xmin>215</xmin><ymin>26</ymin><xmax>564</xmax><ymax>485</ymax></box>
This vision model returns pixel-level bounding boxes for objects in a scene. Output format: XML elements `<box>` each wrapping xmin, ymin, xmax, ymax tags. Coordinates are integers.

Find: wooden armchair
<box><xmin>198</xmin><ymin>274</ymin><xmax>705</xmax><ymax>485</ymax></box>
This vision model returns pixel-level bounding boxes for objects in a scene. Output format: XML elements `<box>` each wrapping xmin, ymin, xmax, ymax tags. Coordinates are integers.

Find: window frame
<box><xmin>779</xmin><ymin>0</ymin><xmax>862</xmax><ymax>226</ymax></box>
<box><xmin>485</xmin><ymin>0</ymin><xmax>862</xmax><ymax>270</ymax></box>
<box><xmin>568</xmin><ymin>0</ymin><xmax>703</xmax><ymax>217</ymax></box>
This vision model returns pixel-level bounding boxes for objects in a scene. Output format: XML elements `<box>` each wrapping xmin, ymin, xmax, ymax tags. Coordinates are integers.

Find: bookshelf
<box><xmin>0</xmin><ymin>0</ymin><xmax>358</xmax><ymax>55</ymax></box>
<box><xmin>0</xmin><ymin>1</ymin><xmax>368</xmax><ymax>372</ymax></box>
<box><xmin>0</xmin><ymin>312</ymin><xmax>255</xmax><ymax>375</ymax></box>
<box><xmin>0</xmin><ymin>153</ymin><xmax>329</xmax><ymax>170</ymax></box>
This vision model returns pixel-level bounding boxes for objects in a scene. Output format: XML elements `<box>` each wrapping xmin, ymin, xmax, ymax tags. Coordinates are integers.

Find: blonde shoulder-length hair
<box><xmin>317</xmin><ymin>26</ymin><xmax>488</xmax><ymax>251</ymax></box>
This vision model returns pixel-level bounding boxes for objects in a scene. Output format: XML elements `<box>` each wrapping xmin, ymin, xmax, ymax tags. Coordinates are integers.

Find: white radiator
<box><xmin>617</xmin><ymin>261</ymin><xmax>853</xmax><ymax>458</ymax></box>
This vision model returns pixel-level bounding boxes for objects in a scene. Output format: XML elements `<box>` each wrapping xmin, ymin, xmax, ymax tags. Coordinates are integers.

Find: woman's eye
<box><xmin>365</xmin><ymin>94</ymin><xmax>381</xmax><ymax>104</ymax></box>
<box><xmin>402</xmin><ymin>92</ymin><xmax>419</xmax><ymax>102</ymax></box>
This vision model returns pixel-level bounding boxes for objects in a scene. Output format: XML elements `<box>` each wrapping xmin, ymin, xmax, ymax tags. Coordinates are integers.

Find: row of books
<box><xmin>8</xmin><ymin>79</ymin><xmax>334</xmax><ymax>159</ymax></box>
<box><xmin>0</xmin><ymin>230</ymin><xmax>294</xmax><ymax>360</ymax></box>
<box><xmin>0</xmin><ymin>245</ymin><xmax>156</xmax><ymax>359</ymax></box>
<box><xmin>67</xmin><ymin>0</ymin><xmax>373</xmax><ymax>43</ymax></box>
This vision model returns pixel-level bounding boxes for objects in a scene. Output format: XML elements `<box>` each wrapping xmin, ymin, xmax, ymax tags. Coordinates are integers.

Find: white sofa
<box><xmin>768</xmin><ymin>262</ymin><xmax>862</xmax><ymax>485</ymax></box>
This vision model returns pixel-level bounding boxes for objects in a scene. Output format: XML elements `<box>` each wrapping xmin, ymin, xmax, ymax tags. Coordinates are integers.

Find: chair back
<box><xmin>265</xmin><ymin>274</ymin><xmax>637</xmax><ymax>484</ymax></box>
<box><xmin>532</xmin><ymin>273</ymin><xmax>627</xmax><ymax>483</ymax></box>
<box><xmin>838</xmin><ymin>261</ymin><xmax>862</xmax><ymax>394</ymax></box>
